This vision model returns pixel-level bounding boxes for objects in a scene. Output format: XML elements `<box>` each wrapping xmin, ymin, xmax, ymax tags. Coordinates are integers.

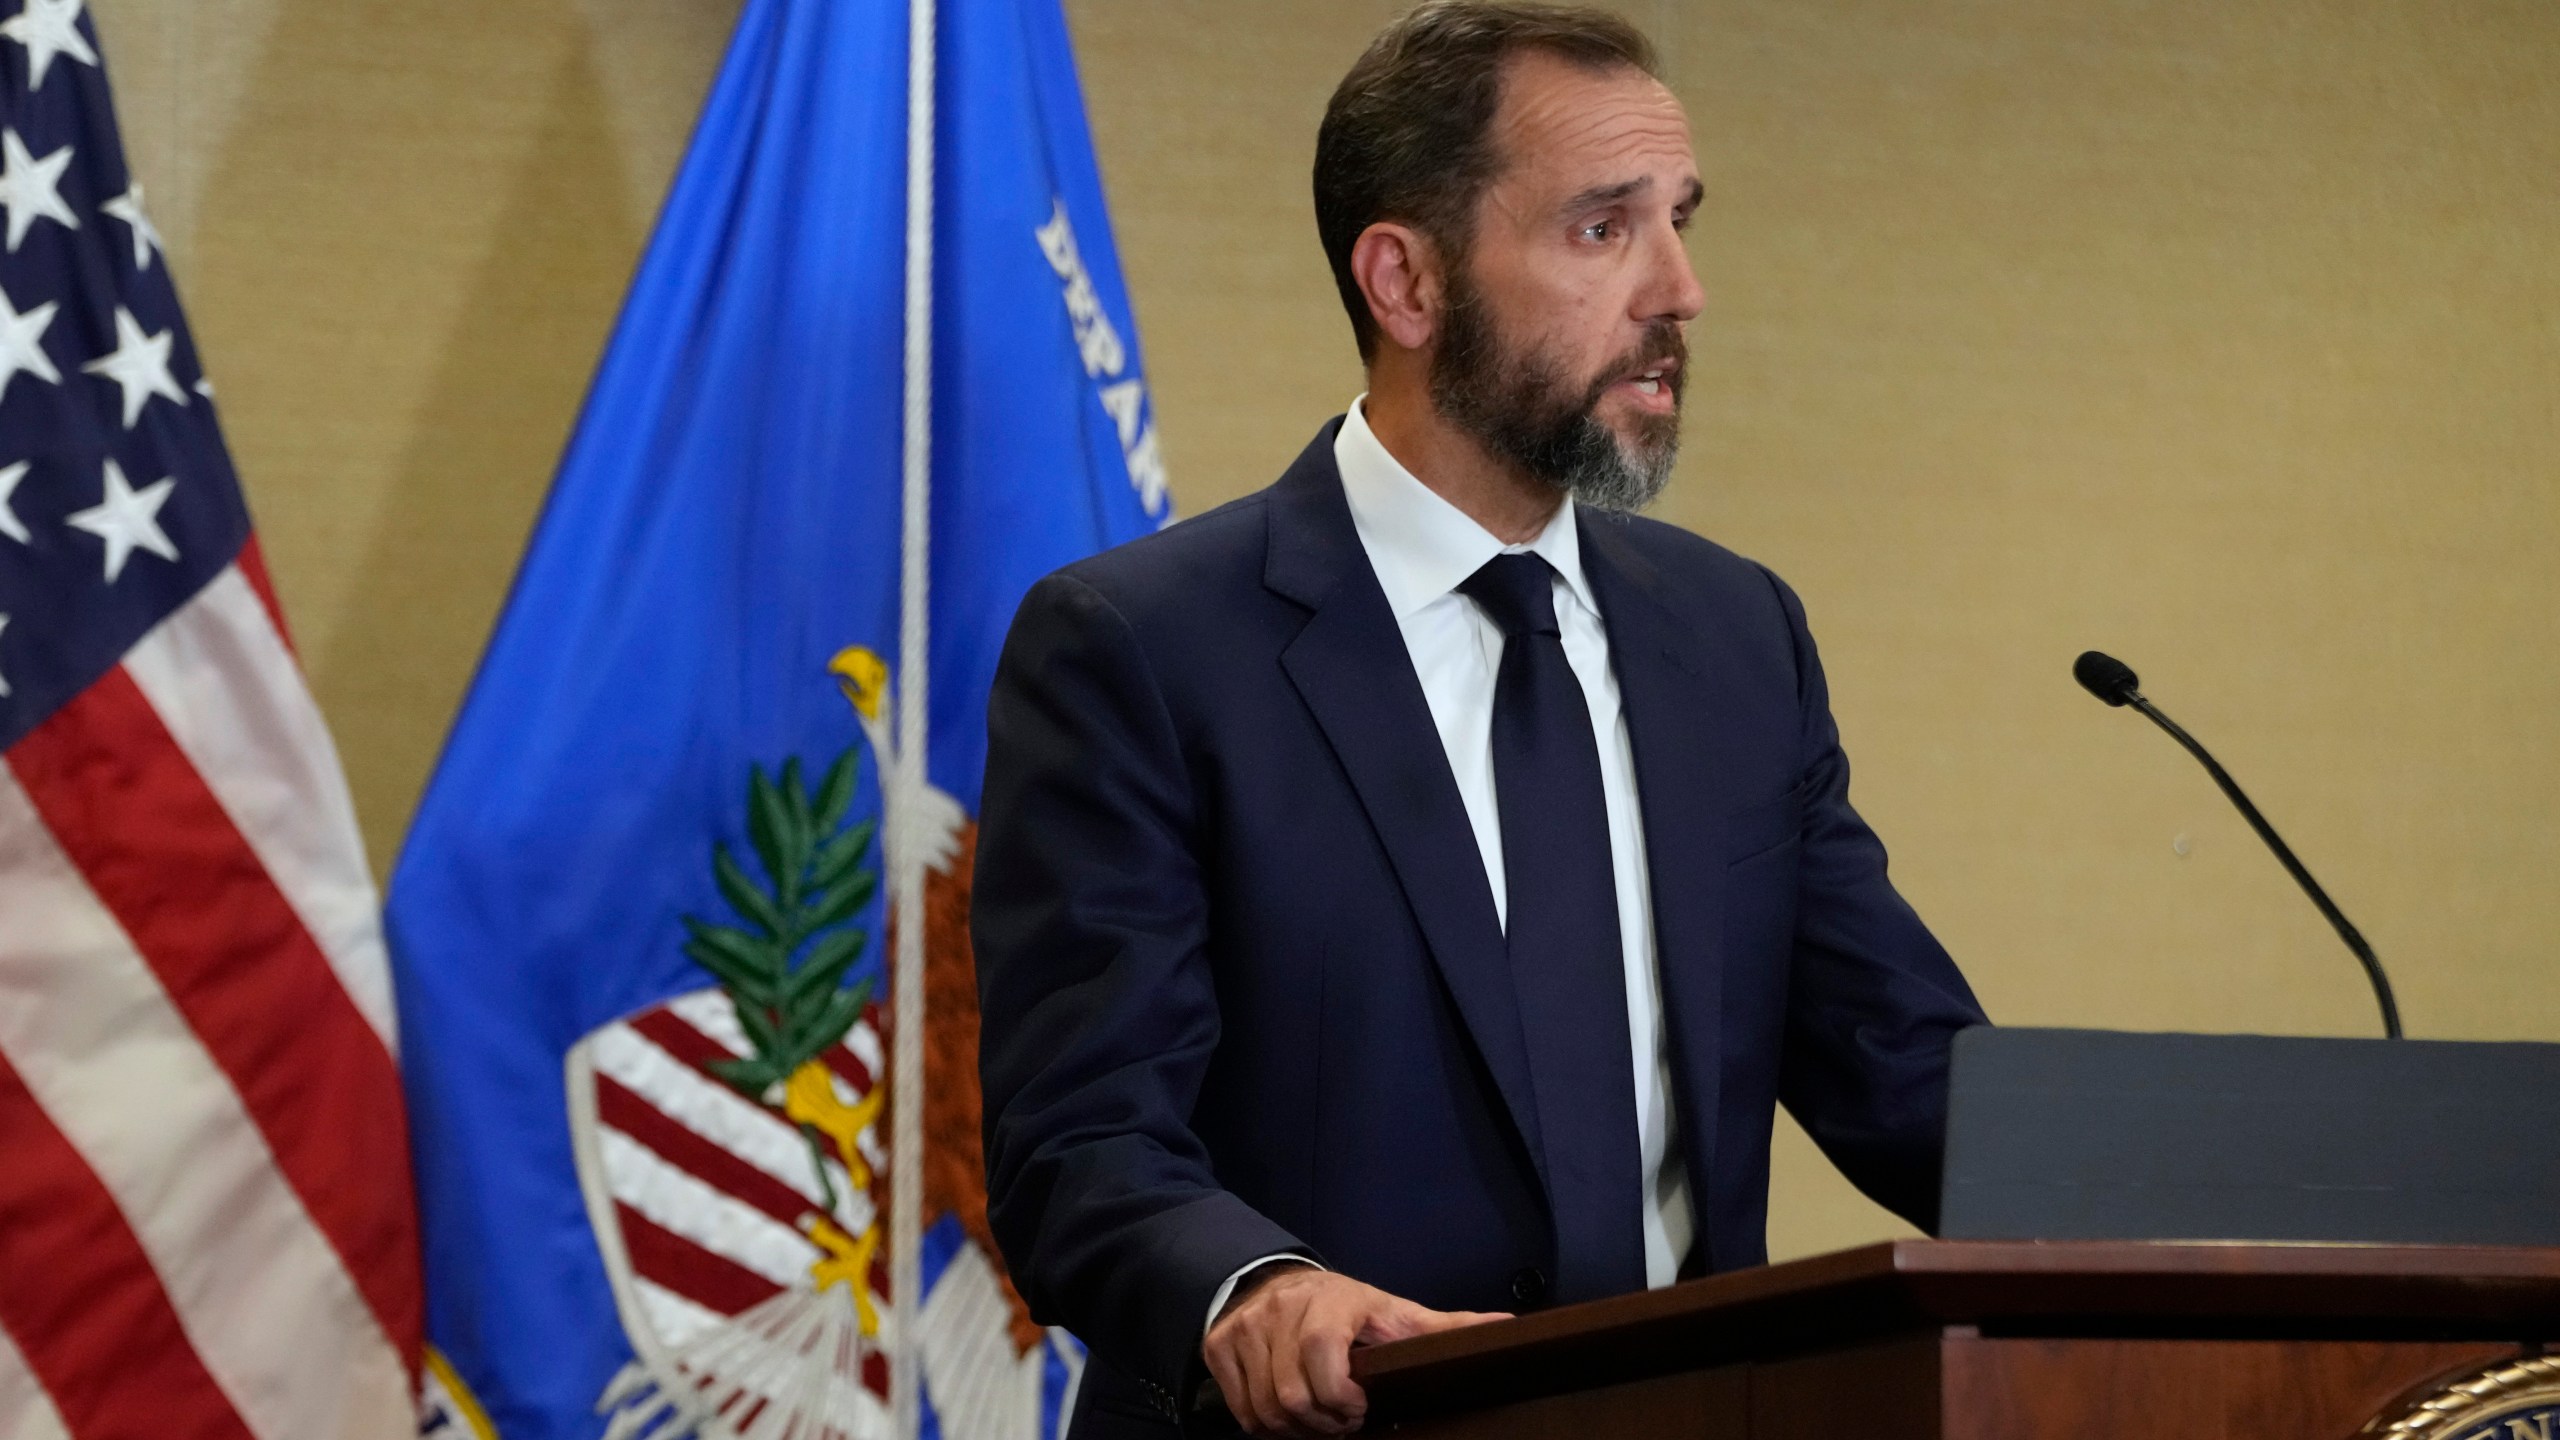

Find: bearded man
<box><xmin>972</xmin><ymin>5</ymin><xmax>1987</xmax><ymax>1436</ymax></box>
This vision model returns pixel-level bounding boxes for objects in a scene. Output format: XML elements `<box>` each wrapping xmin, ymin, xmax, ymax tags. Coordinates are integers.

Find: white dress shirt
<box><xmin>1206</xmin><ymin>400</ymin><xmax>1691</xmax><ymax>1334</ymax></box>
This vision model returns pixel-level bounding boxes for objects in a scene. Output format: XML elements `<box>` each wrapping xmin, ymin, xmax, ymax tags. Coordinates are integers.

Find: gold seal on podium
<box><xmin>2367</xmin><ymin>1355</ymin><xmax>2560</xmax><ymax>1440</ymax></box>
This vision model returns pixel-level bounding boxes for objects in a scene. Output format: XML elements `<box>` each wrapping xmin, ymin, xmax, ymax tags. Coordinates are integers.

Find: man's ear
<box><xmin>1349</xmin><ymin>222</ymin><xmax>1443</xmax><ymax>353</ymax></box>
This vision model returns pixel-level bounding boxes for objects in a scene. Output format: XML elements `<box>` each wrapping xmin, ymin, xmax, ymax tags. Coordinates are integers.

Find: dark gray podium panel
<box><xmin>1939</xmin><ymin>1027</ymin><xmax>2560</xmax><ymax>1245</ymax></box>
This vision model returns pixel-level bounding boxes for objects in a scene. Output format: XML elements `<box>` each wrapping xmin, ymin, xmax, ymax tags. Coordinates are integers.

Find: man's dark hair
<box><xmin>1313</xmin><ymin>2</ymin><xmax>1660</xmax><ymax>361</ymax></box>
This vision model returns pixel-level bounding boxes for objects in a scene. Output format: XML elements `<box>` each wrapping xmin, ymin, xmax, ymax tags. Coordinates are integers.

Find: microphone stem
<box><xmin>2126</xmin><ymin>695</ymin><xmax>2403</xmax><ymax>1040</ymax></box>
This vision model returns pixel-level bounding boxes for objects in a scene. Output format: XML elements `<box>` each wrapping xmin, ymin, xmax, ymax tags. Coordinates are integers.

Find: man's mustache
<box><xmin>1579</xmin><ymin>323</ymin><xmax>1689</xmax><ymax>411</ymax></box>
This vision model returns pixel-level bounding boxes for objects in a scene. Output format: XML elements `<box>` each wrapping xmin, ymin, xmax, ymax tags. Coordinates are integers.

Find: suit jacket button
<box><xmin>1509</xmin><ymin>1267</ymin><xmax>1548</xmax><ymax>1309</ymax></box>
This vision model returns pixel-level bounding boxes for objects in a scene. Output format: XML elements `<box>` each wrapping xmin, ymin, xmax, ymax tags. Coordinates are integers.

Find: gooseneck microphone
<box><xmin>2072</xmin><ymin>650</ymin><xmax>2403</xmax><ymax>1040</ymax></box>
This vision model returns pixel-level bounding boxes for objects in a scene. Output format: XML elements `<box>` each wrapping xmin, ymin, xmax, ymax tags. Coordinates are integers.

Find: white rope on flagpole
<box><xmin>892</xmin><ymin>0</ymin><xmax>935</xmax><ymax>1432</ymax></box>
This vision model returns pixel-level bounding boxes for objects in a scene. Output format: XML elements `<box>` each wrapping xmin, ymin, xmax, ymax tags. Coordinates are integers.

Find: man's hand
<box><xmin>1201</xmin><ymin>1266</ymin><xmax>1508</xmax><ymax>1437</ymax></box>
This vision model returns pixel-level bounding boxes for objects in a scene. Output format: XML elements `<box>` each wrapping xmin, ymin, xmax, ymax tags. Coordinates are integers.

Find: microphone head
<box><xmin>2074</xmin><ymin>650</ymin><xmax>2142</xmax><ymax>707</ymax></box>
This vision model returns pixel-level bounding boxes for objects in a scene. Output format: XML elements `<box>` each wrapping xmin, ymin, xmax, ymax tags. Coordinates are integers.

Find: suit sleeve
<box><xmin>1763</xmin><ymin>569</ymin><xmax>1990</xmax><ymax>1231</ymax></box>
<box><xmin>973</xmin><ymin>571</ymin><xmax>1315</xmax><ymax>1412</ymax></box>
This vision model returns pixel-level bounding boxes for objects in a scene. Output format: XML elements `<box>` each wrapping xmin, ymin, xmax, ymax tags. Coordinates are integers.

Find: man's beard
<box><xmin>1428</xmin><ymin>264</ymin><xmax>1686</xmax><ymax>515</ymax></box>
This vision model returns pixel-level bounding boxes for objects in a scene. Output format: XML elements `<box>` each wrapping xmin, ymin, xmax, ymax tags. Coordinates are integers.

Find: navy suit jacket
<box><xmin>974</xmin><ymin>421</ymin><xmax>1986</xmax><ymax>1433</ymax></box>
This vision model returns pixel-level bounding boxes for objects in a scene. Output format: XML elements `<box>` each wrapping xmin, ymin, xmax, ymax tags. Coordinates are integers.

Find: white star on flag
<box><xmin>65</xmin><ymin>456</ymin><xmax>176</xmax><ymax>581</ymax></box>
<box><xmin>82</xmin><ymin>305</ymin><xmax>185</xmax><ymax>428</ymax></box>
<box><xmin>101</xmin><ymin>182</ymin><xmax>159</xmax><ymax>270</ymax></box>
<box><xmin>0</xmin><ymin>0</ymin><xmax>95</xmax><ymax>91</ymax></box>
<box><xmin>0</xmin><ymin>127</ymin><xmax>75</xmax><ymax>251</ymax></box>
<box><xmin>0</xmin><ymin>459</ymin><xmax>28</xmax><ymax>543</ymax></box>
<box><xmin>0</xmin><ymin>283</ymin><xmax>60</xmax><ymax>402</ymax></box>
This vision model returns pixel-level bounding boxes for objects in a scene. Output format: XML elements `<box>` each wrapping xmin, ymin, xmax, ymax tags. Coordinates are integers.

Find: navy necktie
<box><xmin>1457</xmin><ymin>552</ymin><xmax>1645</xmax><ymax>1303</ymax></box>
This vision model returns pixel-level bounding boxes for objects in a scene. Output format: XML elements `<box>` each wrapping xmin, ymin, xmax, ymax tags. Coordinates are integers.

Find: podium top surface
<box><xmin>1351</xmin><ymin>1239</ymin><xmax>2560</xmax><ymax>1423</ymax></box>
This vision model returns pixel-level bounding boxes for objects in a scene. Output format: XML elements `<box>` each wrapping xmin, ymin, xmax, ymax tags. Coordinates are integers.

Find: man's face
<box><xmin>1428</xmin><ymin>53</ymin><xmax>1705</xmax><ymax>513</ymax></box>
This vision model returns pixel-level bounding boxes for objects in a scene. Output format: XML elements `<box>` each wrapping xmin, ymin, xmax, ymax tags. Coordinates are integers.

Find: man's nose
<box><xmin>1636</xmin><ymin>223</ymin><xmax>1705</xmax><ymax>325</ymax></box>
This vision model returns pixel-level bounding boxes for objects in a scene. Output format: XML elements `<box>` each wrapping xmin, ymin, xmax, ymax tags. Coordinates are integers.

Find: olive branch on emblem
<box><xmin>682</xmin><ymin>745</ymin><xmax>880</xmax><ymax>1217</ymax></box>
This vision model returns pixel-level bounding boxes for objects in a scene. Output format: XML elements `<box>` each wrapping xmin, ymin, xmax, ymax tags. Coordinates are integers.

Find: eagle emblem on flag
<box><xmin>552</xmin><ymin>651</ymin><xmax>1077</xmax><ymax>1440</ymax></box>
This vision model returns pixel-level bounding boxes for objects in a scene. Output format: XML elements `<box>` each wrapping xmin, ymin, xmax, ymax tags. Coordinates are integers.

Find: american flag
<box><xmin>0</xmin><ymin>3</ymin><xmax>421</xmax><ymax>1437</ymax></box>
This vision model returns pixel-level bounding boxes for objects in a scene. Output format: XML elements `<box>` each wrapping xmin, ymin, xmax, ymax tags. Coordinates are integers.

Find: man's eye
<box><xmin>1580</xmin><ymin>220</ymin><xmax>1614</xmax><ymax>242</ymax></box>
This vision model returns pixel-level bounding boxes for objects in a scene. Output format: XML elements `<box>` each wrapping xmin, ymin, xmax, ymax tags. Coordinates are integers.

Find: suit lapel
<box><xmin>1266</xmin><ymin>426</ymin><xmax>1551</xmax><ymax>1183</ymax></box>
<box><xmin>1579</xmin><ymin>516</ymin><xmax>1736</xmax><ymax>1193</ymax></box>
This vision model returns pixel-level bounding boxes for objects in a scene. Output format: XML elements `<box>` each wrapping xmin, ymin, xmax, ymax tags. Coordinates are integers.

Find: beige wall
<box><xmin>94</xmin><ymin>0</ymin><xmax>2560</xmax><ymax>1262</ymax></box>
<box><xmin>97</xmin><ymin>0</ymin><xmax>740</xmax><ymax>883</ymax></box>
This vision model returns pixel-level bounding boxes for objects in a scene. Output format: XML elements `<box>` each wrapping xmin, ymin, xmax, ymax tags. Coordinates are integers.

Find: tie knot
<box><xmin>1459</xmin><ymin>552</ymin><xmax>1560</xmax><ymax>639</ymax></box>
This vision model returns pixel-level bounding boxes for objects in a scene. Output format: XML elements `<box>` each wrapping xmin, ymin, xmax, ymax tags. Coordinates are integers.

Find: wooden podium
<box><xmin>1348</xmin><ymin>1241</ymin><xmax>2560</xmax><ymax>1438</ymax></box>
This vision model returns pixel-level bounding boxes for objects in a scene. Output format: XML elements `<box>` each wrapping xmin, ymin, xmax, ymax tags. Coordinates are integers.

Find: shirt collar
<box><xmin>1333</xmin><ymin>396</ymin><xmax>1594</xmax><ymax>621</ymax></box>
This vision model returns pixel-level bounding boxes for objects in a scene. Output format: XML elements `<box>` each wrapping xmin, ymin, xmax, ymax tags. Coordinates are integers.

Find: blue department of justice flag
<box><xmin>386</xmin><ymin>0</ymin><xmax>1164</xmax><ymax>1435</ymax></box>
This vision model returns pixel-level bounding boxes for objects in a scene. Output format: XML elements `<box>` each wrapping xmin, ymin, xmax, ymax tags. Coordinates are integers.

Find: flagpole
<box><xmin>893</xmin><ymin>0</ymin><xmax>936</xmax><ymax>1431</ymax></box>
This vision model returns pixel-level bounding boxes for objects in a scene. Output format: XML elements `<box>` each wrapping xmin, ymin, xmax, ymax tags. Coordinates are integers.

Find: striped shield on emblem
<box><xmin>568</xmin><ymin>987</ymin><xmax>893</xmax><ymax>1440</ymax></box>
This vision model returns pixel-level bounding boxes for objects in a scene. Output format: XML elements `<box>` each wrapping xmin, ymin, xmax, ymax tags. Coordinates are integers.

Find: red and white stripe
<box><xmin>569</xmin><ymin>991</ymin><xmax>895</xmax><ymax>1438</ymax></box>
<box><xmin>575</xmin><ymin>995</ymin><xmax>882</xmax><ymax>1351</ymax></box>
<box><xmin>0</xmin><ymin>544</ymin><xmax>420</xmax><ymax>1440</ymax></box>
<box><xmin>0</xmin><ymin>1319</ymin><xmax>73</xmax><ymax>1440</ymax></box>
